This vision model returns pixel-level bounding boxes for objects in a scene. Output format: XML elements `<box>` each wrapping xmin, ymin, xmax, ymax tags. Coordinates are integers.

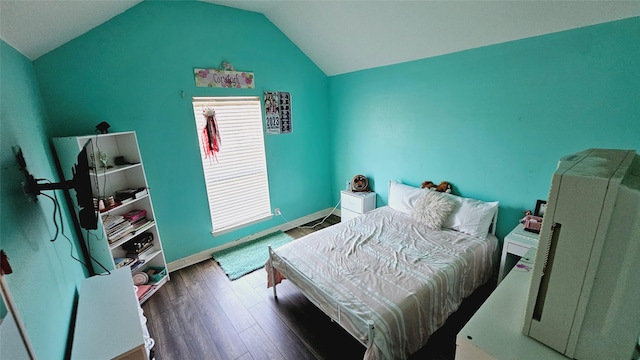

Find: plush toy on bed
<box><xmin>421</xmin><ymin>180</ymin><xmax>452</xmax><ymax>193</ymax></box>
<box><xmin>421</xmin><ymin>181</ymin><xmax>436</xmax><ymax>189</ymax></box>
<box><xmin>436</xmin><ymin>181</ymin><xmax>452</xmax><ymax>193</ymax></box>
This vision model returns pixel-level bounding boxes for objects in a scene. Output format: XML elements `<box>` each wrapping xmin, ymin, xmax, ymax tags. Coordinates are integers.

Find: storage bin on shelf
<box><xmin>144</xmin><ymin>266</ymin><xmax>166</xmax><ymax>283</ymax></box>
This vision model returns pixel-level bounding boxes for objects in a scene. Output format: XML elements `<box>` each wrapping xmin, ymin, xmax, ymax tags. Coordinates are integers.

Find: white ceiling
<box><xmin>1</xmin><ymin>1</ymin><xmax>639</xmax><ymax>76</ymax></box>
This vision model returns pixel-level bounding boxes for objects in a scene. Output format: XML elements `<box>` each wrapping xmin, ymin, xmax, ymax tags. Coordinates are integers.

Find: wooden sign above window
<box><xmin>194</xmin><ymin>62</ymin><xmax>254</xmax><ymax>89</ymax></box>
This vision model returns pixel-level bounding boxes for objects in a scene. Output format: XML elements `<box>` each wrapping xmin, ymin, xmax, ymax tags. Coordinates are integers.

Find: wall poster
<box><xmin>264</xmin><ymin>91</ymin><xmax>292</xmax><ymax>134</ymax></box>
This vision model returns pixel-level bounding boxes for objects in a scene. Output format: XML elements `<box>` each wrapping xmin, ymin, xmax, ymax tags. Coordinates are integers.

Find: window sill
<box><xmin>211</xmin><ymin>213</ymin><xmax>273</xmax><ymax>236</ymax></box>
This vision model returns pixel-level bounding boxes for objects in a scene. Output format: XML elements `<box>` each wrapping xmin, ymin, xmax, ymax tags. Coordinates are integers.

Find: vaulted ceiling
<box><xmin>1</xmin><ymin>1</ymin><xmax>638</xmax><ymax>75</ymax></box>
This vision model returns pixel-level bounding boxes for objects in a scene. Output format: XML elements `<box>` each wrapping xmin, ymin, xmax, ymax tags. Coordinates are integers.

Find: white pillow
<box><xmin>411</xmin><ymin>190</ymin><xmax>456</xmax><ymax>230</ymax></box>
<box><xmin>388</xmin><ymin>180</ymin><xmax>423</xmax><ymax>215</ymax></box>
<box><xmin>442</xmin><ymin>193</ymin><xmax>498</xmax><ymax>239</ymax></box>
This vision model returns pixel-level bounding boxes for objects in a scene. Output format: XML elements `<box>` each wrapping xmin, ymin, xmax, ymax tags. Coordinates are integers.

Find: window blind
<box><xmin>192</xmin><ymin>96</ymin><xmax>272</xmax><ymax>235</ymax></box>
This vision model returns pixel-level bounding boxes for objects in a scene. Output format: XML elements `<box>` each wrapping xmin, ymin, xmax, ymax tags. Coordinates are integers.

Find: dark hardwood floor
<box><xmin>142</xmin><ymin>215</ymin><xmax>495</xmax><ymax>360</ymax></box>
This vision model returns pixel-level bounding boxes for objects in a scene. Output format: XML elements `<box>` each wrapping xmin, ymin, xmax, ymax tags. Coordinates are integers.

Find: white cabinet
<box><xmin>340</xmin><ymin>190</ymin><xmax>376</xmax><ymax>222</ymax></box>
<box><xmin>457</xmin><ymin>249</ymin><xmax>567</xmax><ymax>360</ymax></box>
<box><xmin>53</xmin><ymin>131</ymin><xmax>168</xmax><ymax>304</ymax></box>
<box><xmin>72</xmin><ymin>268</ymin><xmax>151</xmax><ymax>360</ymax></box>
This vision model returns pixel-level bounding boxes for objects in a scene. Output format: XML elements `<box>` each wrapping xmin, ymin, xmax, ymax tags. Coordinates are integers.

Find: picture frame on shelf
<box><xmin>534</xmin><ymin>200</ymin><xmax>547</xmax><ymax>217</ymax></box>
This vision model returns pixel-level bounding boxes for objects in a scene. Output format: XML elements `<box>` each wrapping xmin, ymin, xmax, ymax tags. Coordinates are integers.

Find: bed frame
<box><xmin>267</xmin><ymin>208</ymin><xmax>498</xmax><ymax>356</ymax></box>
<box><xmin>268</xmin><ymin>244</ymin><xmax>376</xmax><ymax>349</ymax></box>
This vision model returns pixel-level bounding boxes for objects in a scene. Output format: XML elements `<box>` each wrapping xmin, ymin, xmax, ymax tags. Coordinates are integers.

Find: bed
<box><xmin>266</xmin><ymin>180</ymin><xmax>499</xmax><ymax>360</ymax></box>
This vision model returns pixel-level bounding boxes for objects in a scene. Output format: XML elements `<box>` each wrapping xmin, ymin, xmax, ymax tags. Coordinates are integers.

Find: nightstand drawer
<box><xmin>341</xmin><ymin>192</ymin><xmax>365</xmax><ymax>212</ymax></box>
<box><xmin>506</xmin><ymin>242</ymin><xmax>530</xmax><ymax>257</ymax></box>
<box><xmin>341</xmin><ymin>208</ymin><xmax>360</xmax><ymax>222</ymax></box>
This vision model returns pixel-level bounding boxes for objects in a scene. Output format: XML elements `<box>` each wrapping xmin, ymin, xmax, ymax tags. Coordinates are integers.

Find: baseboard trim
<box><xmin>167</xmin><ymin>207</ymin><xmax>338</xmax><ymax>273</ymax></box>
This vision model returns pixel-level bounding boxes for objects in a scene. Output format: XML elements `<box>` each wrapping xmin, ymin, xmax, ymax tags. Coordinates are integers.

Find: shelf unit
<box><xmin>52</xmin><ymin>131</ymin><xmax>169</xmax><ymax>304</ymax></box>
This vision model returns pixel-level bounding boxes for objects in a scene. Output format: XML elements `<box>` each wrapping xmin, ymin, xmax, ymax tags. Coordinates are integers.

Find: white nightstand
<box><xmin>498</xmin><ymin>224</ymin><xmax>539</xmax><ymax>284</ymax></box>
<box><xmin>340</xmin><ymin>190</ymin><xmax>376</xmax><ymax>222</ymax></box>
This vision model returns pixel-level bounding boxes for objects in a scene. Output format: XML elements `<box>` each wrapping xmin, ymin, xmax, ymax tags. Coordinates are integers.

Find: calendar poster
<box><xmin>264</xmin><ymin>91</ymin><xmax>292</xmax><ymax>134</ymax></box>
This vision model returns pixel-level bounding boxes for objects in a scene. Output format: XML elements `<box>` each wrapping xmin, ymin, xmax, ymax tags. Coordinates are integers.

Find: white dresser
<box><xmin>72</xmin><ymin>268</ymin><xmax>152</xmax><ymax>360</ymax></box>
<box><xmin>340</xmin><ymin>190</ymin><xmax>376</xmax><ymax>222</ymax></box>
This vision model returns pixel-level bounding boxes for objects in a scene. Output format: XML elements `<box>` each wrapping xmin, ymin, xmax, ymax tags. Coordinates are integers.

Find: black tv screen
<box><xmin>73</xmin><ymin>140</ymin><xmax>97</xmax><ymax>230</ymax></box>
<box><xmin>15</xmin><ymin>140</ymin><xmax>98</xmax><ymax>231</ymax></box>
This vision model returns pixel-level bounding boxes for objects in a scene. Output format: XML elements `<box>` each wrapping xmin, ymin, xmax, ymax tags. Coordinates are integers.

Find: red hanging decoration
<box><xmin>1</xmin><ymin>250</ymin><xmax>12</xmax><ymax>275</ymax></box>
<box><xmin>202</xmin><ymin>108</ymin><xmax>221</xmax><ymax>162</ymax></box>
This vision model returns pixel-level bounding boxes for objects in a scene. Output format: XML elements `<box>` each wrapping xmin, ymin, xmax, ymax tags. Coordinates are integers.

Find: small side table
<box><xmin>340</xmin><ymin>190</ymin><xmax>376</xmax><ymax>222</ymax></box>
<box><xmin>498</xmin><ymin>224</ymin><xmax>539</xmax><ymax>284</ymax></box>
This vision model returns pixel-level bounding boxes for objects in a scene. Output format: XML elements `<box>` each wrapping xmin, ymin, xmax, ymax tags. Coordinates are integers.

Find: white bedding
<box><xmin>267</xmin><ymin>206</ymin><xmax>498</xmax><ymax>360</ymax></box>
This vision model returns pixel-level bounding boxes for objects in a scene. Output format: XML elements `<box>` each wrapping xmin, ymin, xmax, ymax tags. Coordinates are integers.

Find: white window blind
<box><xmin>192</xmin><ymin>96</ymin><xmax>272</xmax><ymax>235</ymax></box>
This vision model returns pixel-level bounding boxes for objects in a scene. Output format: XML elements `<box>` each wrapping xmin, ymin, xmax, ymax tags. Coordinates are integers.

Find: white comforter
<box><xmin>267</xmin><ymin>206</ymin><xmax>497</xmax><ymax>359</ymax></box>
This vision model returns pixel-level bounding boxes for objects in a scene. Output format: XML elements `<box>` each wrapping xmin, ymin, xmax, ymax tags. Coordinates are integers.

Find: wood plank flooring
<box><xmin>142</xmin><ymin>215</ymin><xmax>495</xmax><ymax>360</ymax></box>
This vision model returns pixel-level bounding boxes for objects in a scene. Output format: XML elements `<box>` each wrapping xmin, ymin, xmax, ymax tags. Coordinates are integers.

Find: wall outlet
<box><xmin>274</xmin><ymin>208</ymin><xmax>281</xmax><ymax>216</ymax></box>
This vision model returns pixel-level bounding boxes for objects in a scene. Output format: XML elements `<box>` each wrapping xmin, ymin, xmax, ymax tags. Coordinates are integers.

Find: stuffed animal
<box><xmin>421</xmin><ymin>181</ymin><xmax>436</xmax><ymax>189</ymax></box>
<box><xmin>436</xmin><ymin>181</ymin><xmax>452</xmax><ymax>193</ymax></box>
<box><xmin>421</xmin><ymin>180</ymin><xmax>452</xmax><ymax>193</ymax></box>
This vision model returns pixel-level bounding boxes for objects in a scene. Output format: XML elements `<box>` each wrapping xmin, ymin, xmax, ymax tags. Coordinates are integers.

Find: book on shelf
<box><xmin>107</xmin><ymin>218</ymin><xmax>154</xmax><ymax>244</ymax></box>
<box><xmin>107</xmin><ymin>218</ymin><xmax>145</xmax><ymax>241</ymax></box>
<box><xmin>130</xmin><ymin>259</ymin><xmax>146</xmax><ymax>272</ymax></box>
<box><xmin>135</xmin><ymin>284</ymin><xmax>154</xmax><ymax>300</ymax></box>
<box><xmin>115</xmin><ymin>188</ymin><xmax>137</xmax><ymax>202</ymax></box>
<box><xmin>114</xmin><ymin>257</ymin><xmax>146</xmax><ymax>271</ymax></box>
<box><xmin>123</xmin><ymin>209</ymin><xmax>147</xmax><ymax>223</ymax></box>
<box><xmin>106</xmin><ymin>218</ymin><xmax>136</xmax><ymax>237</ymax></box>
<box><xmin>129</xmin><ymin>218</ymin><xmax>153</xmax><ymax>233</ymax></box>
<box><xmin>114</xmin><ymin>257</ymin><xmax>136</xmax><ymax>269</ymax></box>
<box><xmin>139</xmin><ymin>289</ymin><xmax>155</xmax><ymax>303</ymax></box>
<box><xmin>116</xmin><ymin>187</ymin><xmax>148</xmax><ymax>202</ymax></box>
<box><xmin>102</xmin><ymin>214</ymin><xmax>125</xmax><ymax>229</ymax></box>
<box><xmin>134</xmin><ymin>188</ymin><xmax>148</xmax><ymax>199</ymax></box>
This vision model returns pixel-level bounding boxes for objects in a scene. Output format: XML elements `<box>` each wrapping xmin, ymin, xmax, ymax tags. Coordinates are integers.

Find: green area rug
<box><xmin>212</xmin><ymin>231</ymin><xmax>293</xmax><ymax>280</ymax></box>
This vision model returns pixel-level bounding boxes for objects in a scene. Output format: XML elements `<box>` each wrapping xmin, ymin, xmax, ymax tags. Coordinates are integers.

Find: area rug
<box><xmin>212</xmin><ymin>231</ymin><xmax>293</xmax><ymax>280</ymax></box>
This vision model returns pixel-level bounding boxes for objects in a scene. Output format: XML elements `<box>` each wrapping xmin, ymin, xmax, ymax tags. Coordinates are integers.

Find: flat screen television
<box><xmin>15</xmin><ymin>139</ymin><xmax>98</xmax><ymax>230</ymax></box>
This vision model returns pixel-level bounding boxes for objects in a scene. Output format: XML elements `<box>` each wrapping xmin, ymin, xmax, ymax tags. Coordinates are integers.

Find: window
<box><xmin>192</xmin><ymin>96</ymin><xmax>271</xmax><ymax>235</ymax></box>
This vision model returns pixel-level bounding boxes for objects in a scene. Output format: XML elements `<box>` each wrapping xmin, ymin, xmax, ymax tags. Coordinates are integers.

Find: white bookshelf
<box><xmin>53</xmin><ymin>131</ymin><xmax>169</xmax><ymax>304</ymax></box>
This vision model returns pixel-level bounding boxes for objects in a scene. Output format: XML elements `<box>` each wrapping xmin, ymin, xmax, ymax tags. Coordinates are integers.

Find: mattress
<box><xmin>267</xmin><ymin>206</ymin><xmax>498</xmax><ymax>359</ymax></box>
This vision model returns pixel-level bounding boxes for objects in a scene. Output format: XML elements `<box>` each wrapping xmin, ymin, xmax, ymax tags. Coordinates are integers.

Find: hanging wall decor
<box><xmin>202</xmin><ymin>107</ymin><xmax>221</xmax><ymax>162</ymax></box>
<box><xmin>194</xmin><ymin>61</ymin><xmax>254</xmax><ymax>89</ymax></box>
<box><xmin>264</xmin><ymin>91</ymin><xmax>292</xmax><ymax>134</ymax></box>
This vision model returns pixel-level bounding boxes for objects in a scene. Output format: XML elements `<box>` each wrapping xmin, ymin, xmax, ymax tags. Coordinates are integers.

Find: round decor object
<box><xmin>351</xmin><ymin>175</ymin><xmax>369</xmax><ymax>192</ymax></box>
<box><xmin>133</xmin><ymin>272</ymin><xmax>149</xmax><ymax>285</ymax></box>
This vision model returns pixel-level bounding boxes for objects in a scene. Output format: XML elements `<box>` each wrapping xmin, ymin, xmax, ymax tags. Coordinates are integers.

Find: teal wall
<box><xmin>1</xmin><ymin>40</ymin><xmax>87</xmax><ymax>359</ymax></box>
<box><xmin>329</xmin><ymin>17</ymin><xmax>640</xmax><ymax>239</ymax></box>
<box><xmin>3</xmin><ymin>4</ymin><xmax>639</xmax><ymax>357</ymax></box>
<box><xmin>32</xmin><ymin>1</ymin><xmax>332</xmax><ymax>262</ymax></box>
